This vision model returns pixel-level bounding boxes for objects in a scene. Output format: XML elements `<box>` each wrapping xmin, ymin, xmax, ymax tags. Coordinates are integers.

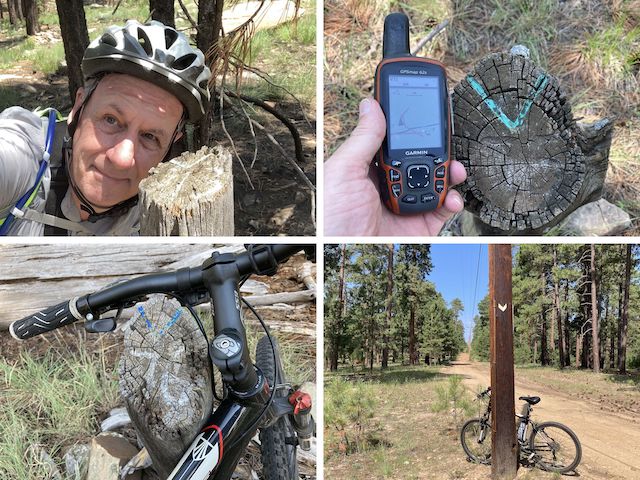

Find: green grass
<box><xmin>583</xmin><ymin>19</ymin><xmax>640</xmax><ymax>88</ymax></box>
<box><xmin>243</xmin><ymin>8</ymin><xmax>316</xmax><ymax>104</ymax></box>
<box><xmin>0</xmin><ymin>345</ymin><xmax>119</xmax><ymax>479</ymax></box>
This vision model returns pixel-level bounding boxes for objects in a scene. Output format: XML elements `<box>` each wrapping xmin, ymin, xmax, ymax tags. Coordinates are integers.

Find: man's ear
<box><xmin>67</xmin><ymin>87</ymin><xmax>85</xmax><ymax>126</ymax></box>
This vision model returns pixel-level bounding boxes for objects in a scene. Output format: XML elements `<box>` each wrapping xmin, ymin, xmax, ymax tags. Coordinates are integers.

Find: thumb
<box><xmin>329</xmin><ymin>98</ymin><xmax>386</xmax><ymax>175</ymax></box>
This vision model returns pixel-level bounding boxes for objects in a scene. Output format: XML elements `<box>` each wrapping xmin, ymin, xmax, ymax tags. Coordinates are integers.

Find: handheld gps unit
<box><xmin>374</xmin><ymin>13</ymin><xmax>452</xmax><ymax>215</ymax></box>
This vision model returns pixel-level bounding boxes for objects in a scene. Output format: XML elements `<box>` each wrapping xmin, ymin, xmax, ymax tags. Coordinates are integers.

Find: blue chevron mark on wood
<box><xmin>467</xmin><ymin>74</ymin><xmax>548</xmax><ymax>132</ymax></box>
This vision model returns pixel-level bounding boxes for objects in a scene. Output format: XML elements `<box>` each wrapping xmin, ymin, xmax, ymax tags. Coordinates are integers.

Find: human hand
<box><xmin>324</xmin><ymin>98</ymin><xmax>467</xmax><ymax>236</ymax></box>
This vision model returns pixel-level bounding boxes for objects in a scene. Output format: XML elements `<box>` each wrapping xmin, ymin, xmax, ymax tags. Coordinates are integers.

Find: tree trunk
<box><xmin>56</xmin><ymin>0</ymin><xmax>89</xmax><ymax>102</ymax></box>
<box><xmin>7</xmin><ymin>0</ymin><xmax>17</xmax><ymax>25</ymax></box>
<box><xmin>575</xmin><ymin>332</ymin><xmax>582</xmax><ymax>369</ymax></box>
<box><xmin>453</xmin><ymin>49</ymin><xmax>617</xmax><ymax>235</ymax></box>
<box><xmin>382</xmin><ymin>244</ymin><xmax>393</xmax><ymax>369</ymax></box>
<box><xmin>409</xmin><ymin>303</ymin><xmax>416</xmax><ymax>365</ymax></box>
<box><xmin>618</xmin><ymin>244</ymin><xmax>631</xmax><ymax>373</ymax></box>
<box><xmin>139</xmin><ymin>146</ymin><xmax>234</xmax><ymax>235</ymax></box>
<box><xmin>120</xmin><ymin>295</ymin><xmax>214</xmax><ymax>479</ymax></box>
<box><xmin>540</xmin><ymin>272</ymin><xmax>548</xmax><ymax>366</ymax></box>
<box><xmin>591</xmin><ymin>244</ymin><xmax>600</xmax><ymax>373</ymax></box>
<box><xmin>564</xmin><ymin>283</ymin><xmax>571</xmax><ymax>366</ymax></box>
<box><xmin>553</xmin><ymin>247</ymin><xmax>564</xmax><ymax>368</ymax></box>
<box><xmin>329</xmin><ymin>245</ymin><xmax>346</xmax><ymax>372</ymax></box>
<box><xmin>149</xmin><ymin>0</ymin><xmax>174</xmax><ymax>28</ymax></box>
<box><xmin>196</xmin><ymin>0</ymin><xmax>223</xmax><ymax>147</ymax></box>
<box><xmin>15</xmin><ymin>0</ymin><xmax>22</xmax><ymax>20</ymax></box>
<box><xmin>21</xmin><ymin>0</ymin><xmax>39</xmax><ymax>35</ymax></box>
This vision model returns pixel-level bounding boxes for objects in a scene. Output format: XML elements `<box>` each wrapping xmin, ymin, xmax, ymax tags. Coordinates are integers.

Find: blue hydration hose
<box><xmin>0</xmin><ymin>108</ymin><xmax>58</xmax><ymax>235</ymax></box>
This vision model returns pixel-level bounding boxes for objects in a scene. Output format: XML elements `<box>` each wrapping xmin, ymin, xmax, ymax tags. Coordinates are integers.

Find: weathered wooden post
<box><xmin>451</xmin><ymin>46</ymin><xmax>630</xmax><ymax>236</ymax></box>
<box><xmin>488</xmin><ymin>244</ymin><xmax>518</xmax><ymax>479</ymax></box>
<box><xmin>139</xmin><ymin>145</ymin><xmax>234</xmax><ymax>236</ymax></box>
<box><xmin>119</xmin><ymin>295</ymin><xmax>214</xmax><ymax>478</ymax></box>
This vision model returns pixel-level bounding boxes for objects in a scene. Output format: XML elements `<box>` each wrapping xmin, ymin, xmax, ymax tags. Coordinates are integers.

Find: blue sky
<box><xmin>426</xmin><ymin>244</ymin><xmax>489</xmax><ymax>342</ymax></box>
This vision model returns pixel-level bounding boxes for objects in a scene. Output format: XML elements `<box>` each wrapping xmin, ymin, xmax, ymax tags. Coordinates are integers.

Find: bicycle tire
<box><xmin>460</xmin><ymin>418</ymin><xmax>492</xmax><ymax>465</ymax></box>
<box><xmin>529</xmin><ymin>421</ymin><xmax>581</xmax><ymax>473</ymax></box>
<box><xmin>256</xmin><ymin>335</ymin><xmax>299</xmax><ymax>480</ymax></box>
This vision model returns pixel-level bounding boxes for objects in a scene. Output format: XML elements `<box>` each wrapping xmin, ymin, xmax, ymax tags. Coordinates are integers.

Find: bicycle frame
<box><xmin>9</xmin><ymin>244</ymin><xmax>314</xmax><ymax>480</ymax></box>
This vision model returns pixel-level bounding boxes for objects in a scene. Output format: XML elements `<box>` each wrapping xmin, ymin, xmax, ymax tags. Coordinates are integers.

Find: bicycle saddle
<box><xmin>519</xmin><ymin>396</ymin><xmax>541</xmax><ymax>405</ymax></box>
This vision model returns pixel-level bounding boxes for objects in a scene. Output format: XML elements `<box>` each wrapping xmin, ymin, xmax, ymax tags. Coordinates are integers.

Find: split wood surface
<box><xmin>139</xmin><ymin>146</ymin><xmax>234</xmax><ymax>236</ymax></box>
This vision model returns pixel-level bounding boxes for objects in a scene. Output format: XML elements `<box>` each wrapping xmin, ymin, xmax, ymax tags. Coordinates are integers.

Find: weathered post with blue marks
<box><xmin>120</xmin><ymin>294</ymin><xmax>214</xmax><ymax>479</ymax></box>
<box><xmin>451</xmin><ymin>46</ymin><xmax>625</xmax><ymax>235</ymax></box>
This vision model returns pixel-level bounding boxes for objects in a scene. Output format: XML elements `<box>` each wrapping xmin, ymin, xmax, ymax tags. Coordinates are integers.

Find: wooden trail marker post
<box><xmin>139</xmin><ymin>146</ymin><xmax>234</xmax><ymax>236</ymax></box>
<box><xmin>488</xmin><ymin>244</ymin><xmax>518</xmax><ymax>478</ymax></box>
<box><xmin>452</xmin><ymin>46</ymin><xmax>629</xmax><ymax>236</ymax></box>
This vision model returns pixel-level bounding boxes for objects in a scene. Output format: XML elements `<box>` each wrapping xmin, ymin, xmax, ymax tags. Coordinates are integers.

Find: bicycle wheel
<box><xmin>529</xmin><ymin>421</ymin><xmax>581</xmax><ymax>473</ymax></box>
<box><xmin>256</xmin><ymin>335</ymin><xmax>299</xmax><ymax>480</ymax></box>
<box><xmin>460</xmin><ymin>418</ymin><xmax>492</xmax><ymax>465</ymax></box>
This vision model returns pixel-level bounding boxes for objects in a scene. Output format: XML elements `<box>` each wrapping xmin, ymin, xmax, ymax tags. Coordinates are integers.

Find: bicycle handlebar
<box><xmin>9</xmin><ymin>244</ymin><xmax>310</xmax><ymax>341</ymax></box>
<box><xmin>477</xmin><ymin>386</ymin><xmax>491</xmax><ymax>399</ymax></box>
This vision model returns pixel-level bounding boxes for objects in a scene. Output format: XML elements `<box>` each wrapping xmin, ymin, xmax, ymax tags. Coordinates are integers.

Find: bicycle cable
<box><xmin>222</xmin><ymin>295</ymin><xmax>278</xmax><ymax>454</ymax></box>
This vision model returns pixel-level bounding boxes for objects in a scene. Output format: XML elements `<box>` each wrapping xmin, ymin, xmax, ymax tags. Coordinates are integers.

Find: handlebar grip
<box><xmin>9</xmin><ymin>300</ymin><xmax>80</xmax><ymax>340</ymax></box>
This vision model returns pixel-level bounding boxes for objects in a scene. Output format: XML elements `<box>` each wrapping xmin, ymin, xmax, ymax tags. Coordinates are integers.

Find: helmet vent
<box><xmin>172</xmin><ymin>54</ymin><xmax>196</xmax><ymax>70</ymax></box>
<box><xmin>137</xmin><ymin>27</ymin><xmax>153</xmax><ymax>57</ymax></box>
<box><xmin>101</xmin><ymin>33</ymin><xmax>118</xmax><ymax>47</ymax></box>
<box><xmin>164</xmin><ymin>29</ymin><xmax>178</xmax><ymax>48</ymax></box>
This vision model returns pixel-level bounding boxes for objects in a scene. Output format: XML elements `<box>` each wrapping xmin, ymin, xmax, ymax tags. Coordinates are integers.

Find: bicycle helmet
<box><xmin>82</xmin><ymin>20</ymin><xmax>211</xmax><ymax>122</ymax></box>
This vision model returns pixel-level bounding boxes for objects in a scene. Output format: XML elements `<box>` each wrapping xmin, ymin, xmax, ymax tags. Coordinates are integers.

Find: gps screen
<box><xmin>388</xmin><ymin>74</ymin><xmax>442</xmax><ymax>150</ymax></box>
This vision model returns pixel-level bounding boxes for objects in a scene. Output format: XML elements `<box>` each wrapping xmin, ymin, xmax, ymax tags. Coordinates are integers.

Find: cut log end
<box><xmin>139</xmin><ymin>145</ymin><xmax>234</xmax><ymax>236</ymax></box>
<box><xmin>453</xmin><ymin>51</ymin><xmax>613</xmax><ymax>234</ymax></box>
<box><xmin>119</xmin><ymin>295</ymin><xmax>213</xmax><ymax>478</ymax></box>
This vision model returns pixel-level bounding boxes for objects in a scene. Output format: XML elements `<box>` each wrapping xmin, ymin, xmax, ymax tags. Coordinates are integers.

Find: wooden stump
<box><xmin>119</xmin><ymin>295</ymin><xmax>214</xmax><ymax>479</ymax></box>
<box><xmin>452</xmin><ymin>47</ymin><xmax>615</xmax><ymax>235</ymax></box>
<box><xmin>139</xmin><ymin>146</ymin><xmax>234</xmax><ymax>236</ymax></box>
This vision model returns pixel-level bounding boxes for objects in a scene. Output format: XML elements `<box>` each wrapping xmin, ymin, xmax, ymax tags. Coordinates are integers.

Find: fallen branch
<box><xmin>411</xmin><ymin>19</ymin><xmax>449</xmax><ymax>56</ymax></box>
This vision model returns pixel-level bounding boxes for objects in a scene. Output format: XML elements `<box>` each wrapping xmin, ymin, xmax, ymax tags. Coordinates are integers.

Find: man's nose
<box><xmin>108</xmin><ymin>135</ymin><xmax>136</xmax><ymax>169</ymax></box>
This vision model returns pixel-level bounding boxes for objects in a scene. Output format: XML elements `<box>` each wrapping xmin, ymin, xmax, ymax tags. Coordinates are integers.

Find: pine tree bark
<box><xmin>14</xmin><ymin>0</ymin><xmax>22</xmax><ymax>20</ymax></box>
<box><xmin>540</xmin><ymin>271</ymin><xmax>549</xmax><ymax>366</ymax></box>
<box><xmin>56</xmin><ymin>0</ymin><xmax>89</xmax><ymax>102</ymax></box>
<box><xmin>591</xmin><ymin>244</ymin><xmax>600</xmax><ymax>373</ymax></box>
<box><xmin>409</xmin><ymin>303</ymin><xmax>416</xmax><ymax>365</ymax></box>
<box><xmin>618</xmin><ymin>244</ymin><xmax>631</xmax><ymax>373</ymax></box>
<box><xmin>196</xmin><ymin>0</ymin><xmax>223</xmax><ymax>147</ymax></box>
<box><xmin>149</xmin><ymin>0</ymin><xmax>175</xmax><ymax>28</ymax></box>
<box><xmin>21</xmin><ymin>0</ymin><xmax>38</xmax><ymax>35</ymax></box>
<box><xmin>553</xmin><ymin>247</ymin><xmax>565</xmax><ymax>368</ymax></box>
<box><xmin>382</xmin><ymin>244</ymin><xmax>393</xmax><ymax>369</ymax></box>
<box><xmin>7</xmin><ymin>0</ymin><xmax>17</xmax><ymax>25</ymax></box>
<box><xmin>329</xmin><ymin>244</ymin><xmax>346</xmax><ymax>372</ymax></box>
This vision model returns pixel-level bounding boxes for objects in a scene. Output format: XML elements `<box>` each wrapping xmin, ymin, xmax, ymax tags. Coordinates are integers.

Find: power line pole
<box><xmin>489</xmin><ymin>244</ymin><xmax>518</xmax><ymax>479</ymax></box>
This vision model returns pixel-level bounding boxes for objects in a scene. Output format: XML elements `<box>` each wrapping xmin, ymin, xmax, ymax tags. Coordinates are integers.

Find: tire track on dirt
<box><xmin>443</xmin><ymin>355</ymin><xmax>640</xmax><ymax>479</ymax></box>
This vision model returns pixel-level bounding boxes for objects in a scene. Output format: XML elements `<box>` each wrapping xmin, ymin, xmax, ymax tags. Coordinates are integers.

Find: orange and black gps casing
<box><xmin>374</xmin><ymin>14</ymin><xmax>452</xmax><ymax>215</ymax></box>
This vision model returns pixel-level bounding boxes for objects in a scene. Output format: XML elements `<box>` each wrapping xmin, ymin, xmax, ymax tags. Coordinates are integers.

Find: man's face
<box><xmin>69</xmin><ymin>74</ymin><xmax>184</xmax><ymax>212</ymax></box>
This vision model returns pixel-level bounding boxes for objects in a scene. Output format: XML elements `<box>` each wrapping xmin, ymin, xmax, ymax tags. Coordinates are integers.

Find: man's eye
<box><xmin>104</xmin><ymin>115</ymin><xmax>118</xmax><ymax>126</ymax></box>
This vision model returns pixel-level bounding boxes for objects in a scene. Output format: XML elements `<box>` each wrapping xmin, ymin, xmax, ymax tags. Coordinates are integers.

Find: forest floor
<box><xmin>325</xmin><ymin>354</ymin><xmax>640</xmax><ymax>479</ymax></box>
<box><xmin>0</xmin><ymin>0</ymin><xmax>316</xmax><ymax>235</ymax></box>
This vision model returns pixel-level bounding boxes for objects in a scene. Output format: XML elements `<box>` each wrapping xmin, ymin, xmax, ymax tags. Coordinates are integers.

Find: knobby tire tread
<box><xmin>256</xmin><ymin>336</ymin><xmax>298</xmax><ymax>480</ymax></box>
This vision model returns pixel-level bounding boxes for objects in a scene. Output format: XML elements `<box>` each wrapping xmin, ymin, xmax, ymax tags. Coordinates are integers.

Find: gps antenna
<box><xmin>383</xmin><ymin>12</ymin><xmax>411</xmax><ymax>59</ymax></box>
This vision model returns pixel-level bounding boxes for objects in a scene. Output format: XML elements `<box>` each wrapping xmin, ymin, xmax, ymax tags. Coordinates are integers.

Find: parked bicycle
<box><xmin>460</xmin><ymin>386</ymin><xmax>582</xmax><ymax>474</ymax></box>
<box><xmin>9</xmin><ymin>244</ymin><xmax>315</xmax><ymax>480</ymax></box>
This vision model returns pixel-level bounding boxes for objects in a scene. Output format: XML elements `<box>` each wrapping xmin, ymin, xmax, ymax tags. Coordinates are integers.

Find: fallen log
<box><xmin>139</xmin><ymin>146</ymin><xmax>234</xmax><ymax>236</ymax></box>
<box><xmin>451</xmin><ymin>45</ymin><xmax>626</xmax><ymax>235</ymax></box>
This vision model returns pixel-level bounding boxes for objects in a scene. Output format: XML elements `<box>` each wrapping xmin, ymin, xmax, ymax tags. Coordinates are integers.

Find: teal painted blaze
<box><xmin>467</xmin><ymin>74</ymin><xmax>548</xmax><ymax>132</ymax></box>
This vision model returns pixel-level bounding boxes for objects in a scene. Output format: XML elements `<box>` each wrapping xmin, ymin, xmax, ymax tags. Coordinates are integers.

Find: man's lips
<box><xmin>91</xmin><ymin>165</ymin><xmax>130</xmax><ymax>183</ymax></box>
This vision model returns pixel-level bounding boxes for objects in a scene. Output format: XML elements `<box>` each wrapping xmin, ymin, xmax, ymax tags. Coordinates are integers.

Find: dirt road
<box><xmin>444</xmin><ymin>354</ymin><xmax>640</xmax><ymax>479</ymax></box>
